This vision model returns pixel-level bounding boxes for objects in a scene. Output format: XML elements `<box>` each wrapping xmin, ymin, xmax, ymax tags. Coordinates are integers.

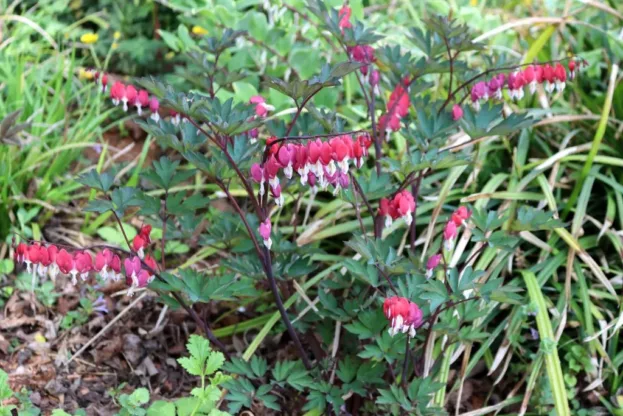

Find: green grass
<box><xmin>2</xmin><ymin>0</ymin><xmax>623</xmax><ymax>414</ymax></box>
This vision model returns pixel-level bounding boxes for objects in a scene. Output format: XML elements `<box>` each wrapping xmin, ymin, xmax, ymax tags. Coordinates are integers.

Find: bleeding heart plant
<box><xmin>12</xmin><ymin>2</ymin><xmax>585</xmax><ymax>414</ymax></box>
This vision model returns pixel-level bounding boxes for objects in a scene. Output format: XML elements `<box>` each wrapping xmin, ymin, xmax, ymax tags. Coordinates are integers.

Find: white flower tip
<box><xmin>403</xmin><ymin>214</ymin><xmax>413</xmax><ymax>226</ymax></box>
<box><xmin>384</xmin><ymin>216</ymin><xmax>393</xmax><ymax>228</ymax></box>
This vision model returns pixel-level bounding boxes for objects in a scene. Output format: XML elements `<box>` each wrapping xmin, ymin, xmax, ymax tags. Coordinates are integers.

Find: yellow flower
<box><xmin>79</xmin><ymin>68</ymin><xmax>95</xmax><ymax>80</ymax></box>
<box><xmin>165</xmin><ymin>51</ymin><xmax>175</xmax><ymax>60</ymax></box>
<box><xmin>192</xmin><ymin>25</ymin><xmax>209</xmax><ymax>36</ymax></box>
<box><xmin>114</xmin><ymin>31</ymin><xmax>121</xmax><ymax>40</ymax></box>
<box><xmin>112</xmin><ymin>42</ymin><xmax>119</xmax><ymax>50</ymax></box>
<box><xmin>80</xmin><ymin>33</ymin><xmax>99</xmax><ymax>44</ymax></box>
<box><xmin>470</xmin><ymin>0</ymin><xmax>477</xmax><ymax>5</ymax></box>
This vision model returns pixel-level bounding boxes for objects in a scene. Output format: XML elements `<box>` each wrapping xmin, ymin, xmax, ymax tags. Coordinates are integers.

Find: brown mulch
<box><xmin>0</xmin><ymin>276</ymin><xmax>202</xmax><ymax>415</ymax></box>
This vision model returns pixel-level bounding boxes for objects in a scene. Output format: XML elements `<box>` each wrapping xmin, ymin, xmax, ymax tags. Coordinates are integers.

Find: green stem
<box><xmin>433</xmin><ymin>342</ymin><xmax>455</xmax><ymax>407</ymax></box>
<box><xmin>522</xmin><ymin>271</ymin><xmax>570</xmax><ymax>416</ymax></box>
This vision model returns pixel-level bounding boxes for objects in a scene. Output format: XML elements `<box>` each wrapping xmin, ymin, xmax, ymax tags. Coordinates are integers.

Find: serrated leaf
<box><xmin>147</xmin><ymin>401</ymin><xmax>176</xmax><ymax>416</ymax></box>
<box><xmin>83</xmin><ymin>199</ymin><xmax>114</xmax><ymax>213</ymax></box>
<box><xmin>178</xmin><ymin>334</ymin><xmax>212</xmax><ymax>376</ymax></box>
<box><xmin>77</xmin><ymin>169</ymin><xmax>114</xmax><ymax>192</ymax></box>
<box><xmin>205</xmin><ymin>352</ymin><xmax>225</xmax><ymax>375</ymax></box>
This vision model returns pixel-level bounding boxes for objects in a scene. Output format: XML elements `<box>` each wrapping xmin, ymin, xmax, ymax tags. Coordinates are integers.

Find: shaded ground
<box><xmin>1</xmin><ymin>281</ymin><xmax>197</xmax><ymax>414</ymax></box>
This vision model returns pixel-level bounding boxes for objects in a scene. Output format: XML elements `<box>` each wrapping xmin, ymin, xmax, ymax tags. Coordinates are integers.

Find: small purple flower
<box><xmin>530</xmin><ymin>327</ymin><xmax>539</xmax><ymax>340</ymax></box>
<box><xmin>92</xmin><ymin>295</ymin><xmax>109</xmax><ymax>314</ymax></box>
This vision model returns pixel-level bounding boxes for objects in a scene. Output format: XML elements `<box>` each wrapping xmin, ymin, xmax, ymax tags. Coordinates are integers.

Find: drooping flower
<box><xmin>74</xmin><ymin>251</ymin><xmax>93</xmax><ymax>282</ymax></box>
<box><xmin>470</xmin><ymin>81</ymin><xmax>488</xmax><ymax>110</ymax></box>
<box><xmin>136</xmin><ymin>90</ymin><xmax>150</xmax><ymax>115</ymax></box>
<box><xmin>25</xmin><ymin>244</ymin><xmax>40</xmax><ymax>273</ymax></box>
<box><xmin>250</xmin><ymin>163</ymin><xmax>266</xmax><ymax>196</ymax></box>
<box><xmin>170</xmin><ymin>110</ymin><xmax>181</xmax><ymax>125</ymax></box>
<box><xmin>383</xmin><ymin>296</ymin><xmax>423</xmax><ymax>338</ymax></box>
<box><xmin>110</xmin><ymin>81</ymin><xmax>126</xmax><ymax>107</ymax></box>
<box><xmin>379</xmin><ymin>190</ymin><xmax>416</xmax><ymax>228</ymax></box>
<box><xmin>94</xmin><ymin>248</ymin><xmax>115</xmax><ymax>280</ymax></box>
<box><xmin>47</xmin><ymin>245</ymin><xmax>60</xmax><ymax>280</ymax></box>
<box><xmin>443</xmin><ymin>221</ymin><xmax>457</xmax><ymax>251</ymax></box>
<box><xmin>139</xmin><ymin>225</ymin><xmax>152</xmax><ymax>243</ymax></box>
<box><xmin>249</xmin><ymin>134</ymin><xmax>371</xmax><ymax>202</ymax></box>
<box><xmin>131</xmin><ymin>225</ymin><xmax>152</xmax><ymax>258</ymax></box>
<box><xmin>294</xmin><ymin>145</ymin><xmax>309</xmax><ymax>181</ymax></box>
<box><xmin>394</xmin><ymin>190</ymin><xmax>416</xmax><ymax>226</ymax></box>
<box><xmin>452</xmin><ymin>104</ymin><xmax>463</xmax><ymax>121</ymax></box>
<box><xmin>13</xmin><ymin>242</ymin><xmax>151</xmax><ymax>293</ymax></box>
<box><xmin>426</xmin><ymin>254</ymin><xmax>442</xmax><ymax>279</ymax></box>
<box><xmin>370</xmin><ymin>70</ymin><xmax>380</xmax><ymax>95</ymax></box>
<box><xmin>450</xmin><ymin>206</ymin><xmax>472</xmax><ymax>227</ymax></box>
<box><xmin>277</xmin><ymin>145</ymin><xmax>296</xmax><ymax>179</ymax></box>
<box><xmin>507</xmin><ymin>71</ymin><xmax>526</xmax><ymax>101</ymax></box>
<box><xmin>249</xmin><ymin>95</ymin><xmax>274</xmax><ymax>117</ymax></box>
<box><xmin>124</xmin><ymin>256</ymin><xmax>143</xmax><ymax>296</ymax></box>
<box><xmin>379</xmin><ymin>197</ymin><xmax>396</xmax><ymax>228</ymax></box>
<box><xmin>109</xmin><ymin>253</ymin><xmax>122</xmax><ymax>281</ymax></box>
<box><xmin>132</xmin><ymin>235</ymin><xmax>145</xmax><ymax>257</ymax></box>
<box><xmin>143</xmin><ymin>255</ymin><xmax>157</xmax><ymax>274</ymax></box>
<box><xmin>378</xmin><ymin>83</ymin><xmax>409</xmax><ymax>140</ymax></box>
<box><xmin>149</xmin><ymin>97</ymin><xmax>160</xmax><ymax>121</ymax></box>
<box><xmin>124</xmin><ymin>85</ymin><xmax>137</xmax><ymax>112</ymax></box>
<box><xmin>523</xmin><ymin>65</ymin><xmax>537</xmax><ymax>95</ymax></box>
<box><xmin>265</xmin><ymin>155</ymin><xmax>281</xmax><ymax>190</ymax></box>
<box><xmin>338</xmin><ymin>4</ymin><xmax>352</xmax><ymax>31</ymax></box>
<box><xmin>349</xmin><ymin>45</ymin><xmax>375</xmax><ymax>77</ymax></box>
<box><xmin>270</xmin><ymin>183</ymin><xmax>284</xmax><ymax>207</ymax></box>
<box><xmin>14</xmin><ymin>242</ymin><xmax>28</xmax><ymax>264</ymax></box>
<box><xmin>36</xmin><ymin>245</ymin><xmax>52</xmax><ymax>278</ymax></box>
<box><xmin>259</xmin><ymin>219</ymin><xmax>272</xmax><ymax>250</ymax></box>
<box><xmin>248</xmin><ymin>128</ymin><xmax>259</xmax><ymax>142</ymax></box>
<box><xmin>100</xmin><ymin>73</ymin><xmax>108</xmax><ymax>93</ymax></box>
<box><xmin>487</xmin><ymin>74</ymin><xmax>505</xmax><ymax>100</ymax></box>
<box><xmin>56</xmin><ymin>249</ymin><xmax>74</xmax><ymax>277</ymax></box>
<box><xmin>542</xmin><ymin>64</ymin><xmax>555</xmax><ymax>93</ymax></box>
<box><xmin>553</xmin><ymin>63</ymin><xmax>567</xmax><ymax>92</ymax></box>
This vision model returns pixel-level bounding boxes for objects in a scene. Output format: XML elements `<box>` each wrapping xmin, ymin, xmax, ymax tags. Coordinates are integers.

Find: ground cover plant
<box><xmin>2</xmin><ymin>0</ymin><xmax>623</xmax><ymax>415</ymax></box>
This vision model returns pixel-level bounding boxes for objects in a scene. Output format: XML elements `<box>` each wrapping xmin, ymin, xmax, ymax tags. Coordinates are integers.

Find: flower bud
<box><xmin>426</xmin><ymin>254</ymin><xmax>442</xmax><ymax>278</ymax></box>
<box><xmin>443</xmin><ymin>221</ymin><xmax>457</xmax><ymax>251</ymax></box>
<box><xmin>452</xmin><ymin>104</ymin><xmax>463</xmax><ymax>121</ymax></box>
